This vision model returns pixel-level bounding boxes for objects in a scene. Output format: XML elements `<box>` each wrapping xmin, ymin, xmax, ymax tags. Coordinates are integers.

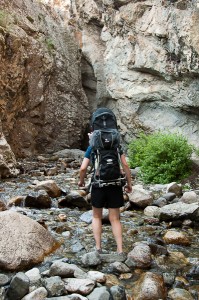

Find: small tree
<box><xmin>128</xmin><ymin>131</ymin><xmax>194</xmax><ymax>184</ymax></box>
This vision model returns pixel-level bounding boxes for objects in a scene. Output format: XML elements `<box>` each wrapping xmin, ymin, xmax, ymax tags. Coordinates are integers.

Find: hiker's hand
<box><xmin>124</xmin><ymin>184</ymin><xmax>132</xmax><ymax>193</ymax></box>
<box><xmin>78</xmin><ymin>181</ymin><xmax>85</xmax><ymax>187</ymax></box>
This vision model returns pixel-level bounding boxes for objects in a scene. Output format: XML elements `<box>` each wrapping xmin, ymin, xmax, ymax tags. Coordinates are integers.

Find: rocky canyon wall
<box><xmin>0</xmin><ymin>0</ymin><xmax>89</xmax><ymax>162</ymax></box>
<box><xmin>1</xmin><ymin>0</ymin><xmax>199</xmax><ymax>177</ymax></box>
<box><xmin>75</xmin><ymin>0</ymin><xmax>199</xmax><ymax>147</ymax></box>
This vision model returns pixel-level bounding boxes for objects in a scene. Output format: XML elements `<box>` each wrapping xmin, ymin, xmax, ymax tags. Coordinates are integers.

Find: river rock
<box><xmin>58</xmin><ymin>191</ymin><xmax>91</xmax><ymax>209</ymax></box>
<box><xmin>132</xmin><ymin>272</ymin><xmax>167</xmax><ymax>300</ymax></box>
<box><xmin>25</xmin><ymin>191</ymin><xmax>52</xmax><ymax>208</ymax></box>
<box><xmin>153</xmin><ymin>197</ymin><xmax>168</xmax><ymax>207</ymax></box>
<box><xmin>81</xmin><ymin>251</ymin><xmax>102</xmax><ymax>266</ymax></box>
<box><xmin>156</xmin><ymin>251</ymin><xmax>189</xmax><ymax>270</ymax></box>
<box><xmin>6</xmin><ymin>272</ymin><xmax>30</xmax><ymax>300</ymax></box>
<box><xmin>0</xmin><ymin>274</ymin><xmax>9</xmax><ymax>286</ymax></box>
<box><xmin>128</xmin><ymin>185</ymin><xmax>154</xmax><ymax>208</ymax></box>
<box><xmin>166</xmin><ymin>182</ymin><xmax>183</xmax><ymax>197</ymax></box>
<box><xmin>145</xmin><ymin>240</ymin><xmax>168</xmax><ymax>256</ymax></box>
<box><xmin>33</xmin><ymin>180</ymin><xmax>62</xmax><ymax>198</ymax></box>
<box><xmin>126</xmin><ymin>242</ymin><xmax>152</xmax><ymax>269</ymax></box>
<box><xmin>63</xmin><ymin>278</ymin><xmax>95</xmax><ymax>295</ymax></box>
<box><xmin>102</xmin><ymin>274</ymin><xmax>120</xmax><ymax>288</ymax></box>
<box><xmin>87</xmin><ymin>286</ymin><xmax>110</xmax><ymax>300</ymax></box>
<box><xmin>163</xmin><ymin>230</ymin><xmax>191</xmax><ymax>246</ymax></box>
<box><xmin>144</xmin><ymin>206</ymin><xmax>160</xmax><ymax>217</ymax></box>
<box><xmin>110</xmin><ymin>285</ymin><xmax>127</xmax><ymax>300</ymax></box>
<box><xmin>180</xmin><ymin>191</ymin><xmax>199</xmax><ymax>204</ymax></box>
<box><xmin>49</xmin><ymin>261</ymin><xmax>81</xmax><ymax>277</ymax></box>
<box><xmin>168</xmin><ymin>288</ymin><xmax>194</xmax><ymax>300</ymax></box>
<box><xmin>80</xmin><ymin>211</ymin><xmax>93</xmax><ymax>224</ymax></box>
<box><xmin>43</xmin><ymin>276</ymin><xmax>65</xmax><ymax>297</ymax></box>
<box><xmin>87</xmin><ymin>271</ymin><xmax>106</xmax><ymax>283</ymax></box>
<box><xmin>7</xmin><ymin>196</ymin><xmax>25</xmax><ymax>207</ymax></box>
<box><xmin>25</xmin><ymin>268</ymin><xmax>41</xmax><ymax>285</ymax></box>
<box><xmin>99</xmin><ymin>252</ymin><xmax>127</xmax><ymax>263</ymax></box>
<box><xmin>158</xmin><ymin>202</ymin><xmax>199</xmax><ymax>221</ymax></box>
<box><xmin>21</xmin><ymin>287</ymin><xmax>48</xmax><ymax>300</ymax></box>
<box><xmin>0</xmin><ymin>211</ymin><xmax>58</xmax><ymax>270</ymax></box>
<box><xmin>161</xmin><ymin>193</ymin><xmax>176</xmax><ymax>202</ymax></box>
<box><xmin>186</xmin><ymin>262</ymin><xmax>199</xmax><ymax>280</ymax></box>
<box><xmin>108</xmin><ymin>261</ymin><xmax>131</xmax><ymax>274</ymax></box>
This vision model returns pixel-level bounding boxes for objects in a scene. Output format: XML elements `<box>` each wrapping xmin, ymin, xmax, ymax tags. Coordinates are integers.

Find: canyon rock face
<box><xmin>0</xmin><ymin>121</ymin><xmax>18</xmax><ymax>178</ymax></box>
<box><xmin>0</xmin><ymin>0</ymin><xmax>90</xmax><ymax>159</ymax></box>
<box><xmin>75</xmin><ymin>0</ymin><xmax>199</xmax><ymax>147</ymax></box>
<box><xmin>1</xmin><ymin>0</ymin><xmax>199</xmax><ymax>175</ymax></box>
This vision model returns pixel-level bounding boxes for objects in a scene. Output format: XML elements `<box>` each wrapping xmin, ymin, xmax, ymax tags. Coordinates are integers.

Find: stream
<box><xmin>0</xmin><ymin>154</ymin><xmax>199</xmax><ymax>299</ymax></box>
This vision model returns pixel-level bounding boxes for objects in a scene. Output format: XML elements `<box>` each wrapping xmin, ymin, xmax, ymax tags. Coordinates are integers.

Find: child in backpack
<box><xmin>78</xmin><ymin>108</ymin><xmax>132</xmax><ymax>254</ymax></box>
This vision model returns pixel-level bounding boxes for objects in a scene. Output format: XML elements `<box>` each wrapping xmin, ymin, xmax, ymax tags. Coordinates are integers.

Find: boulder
<box><xmin>132</xmin><ymin>272</ymin><xmax>167</xmax><ymax>300</ymax></box>
<box><xmin>126</xmin><ymin>242</ymin><xmax>152</xmax><ymax>269</ymax></box>
<box><xmin>63</xmin><ymin>278</ymin><xmax>95</xmax><ymax>296</ymax></box>
<box><xmin>33</xmin><ymin>180</ymin><xmax>62</xmax><ymax>198</ymax></box>
<box><xmin>168</xmin><ymin>288</ymin><xmax>194</xmax><ymax>300</ymax></box>
<box><xmin>129</xmin><ymin>185</ymin><xmax>154</xmax><ymax>208</ymax></box>
<box><xmin>24</xmin><ymin>191</ymin><xmax>52</xmax><ymax>209</ymax></box>
<box><xmin>180</xmin><ymin>191</ymin><xmax>199</xmax><ymax>204</ymax></box>
<box><xmin>58</xmin><ymin>191</ymin><xmax>91</xmax><ymax>209</ymax></box>
<box><xmin>158</xmin><ymin>202</ymin><xmax>199</xmax><ymax>221</ymax></box>
<box><xmin>163</xmin><ymin>230</ymin><xmax>191</xmax><ymax>246</ymax></box>
<box><xmin>0</xmin><ymin>211</ymin><xmax>59</xmax><ymax>270</ymax></box>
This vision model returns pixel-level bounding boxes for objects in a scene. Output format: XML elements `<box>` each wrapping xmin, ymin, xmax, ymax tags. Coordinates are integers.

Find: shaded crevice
<box><xmin>81</xmin><ymin>55</ymin><xmax>97</xmax><ymax>111</ymax></box>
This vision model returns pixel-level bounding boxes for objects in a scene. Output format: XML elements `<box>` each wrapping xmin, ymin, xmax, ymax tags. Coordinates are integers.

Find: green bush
<box><xmin>128</xmin><ymin>131</ymin><xmax>194</xmax><ymax>184</ymax></box>
<box><xmin>195</xmin><ymin>147</ymin><xmax>199</xmax><ymax>157</ymax></box>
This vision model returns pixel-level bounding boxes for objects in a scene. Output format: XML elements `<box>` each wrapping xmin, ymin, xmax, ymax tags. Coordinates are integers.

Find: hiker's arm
<box><xmin>78</xmin><ymin>157</ymin><xmax>90</xmax><ymax>187</ymax></box>
<box><xmin>121</xmin><ymin>154</ymin><xmax>132</xmax><ymax>193</ymax></box>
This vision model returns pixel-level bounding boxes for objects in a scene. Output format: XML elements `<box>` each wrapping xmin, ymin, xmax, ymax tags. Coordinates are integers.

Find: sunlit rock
<box><xmin>163</xmin><ymin>230</ymin><xmax>191</xmax><ymax>246</ymax></box>
<box><xmin>132</xmin><ymin>272</ymin><xmax>167</xmax><ymax>300</ymax></box>
<box><xmin>0</xmin><ymin>211</ymin><xmax>59</xmax><ymax>270</ymax></box>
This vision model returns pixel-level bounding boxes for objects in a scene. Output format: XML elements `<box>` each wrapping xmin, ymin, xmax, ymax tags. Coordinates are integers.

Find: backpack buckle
<box><xmin>92</xmin><ymin>177</ymin><xmax>126</xmax><ymax>188</ymax></box>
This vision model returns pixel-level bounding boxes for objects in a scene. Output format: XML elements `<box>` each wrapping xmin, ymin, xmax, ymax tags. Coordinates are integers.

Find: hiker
<box><xmin>78</xmin><ymin>108</ymin><xmax>132</xmax><ymax>254</ymax></box>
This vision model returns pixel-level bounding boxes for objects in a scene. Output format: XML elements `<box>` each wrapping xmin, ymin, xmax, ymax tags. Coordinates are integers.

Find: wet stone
<box><xmin>1</xmin><ymin>155</ymin><xmax>199</xmax><ymax>299</ymax></box>
<box><xmin>6</xmin><ymin>272</ymin><xmax>30</xmax><ymax>300</ymax></box>
<box><xmin>168</xmin><ymin>288</ymin><xmax>194</xmax><ymax>300</ymax></box>
<box><xmin>0</xmin><ymin>274</ymin><xmax>9</xmax><ymax>286</ymax></box>
<box><xmin>42</xmin><ymin>276</ymin><xmax>65</xmax><ymax>297</ymax></box>
<box><xmin>163</xmin><ymin>230</ymin><xmax>191</xmax><ymax>246</ymax></box>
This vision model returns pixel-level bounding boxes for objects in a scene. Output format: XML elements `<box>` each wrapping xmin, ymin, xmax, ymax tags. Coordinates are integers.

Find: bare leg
<box><xmin>92</xmin><ymin>207</ymin><xmax>103</xmax><ymax>250</ymax></box>
<box><xmin>109</xmin><ymin>208</ymin><xmax>123</xmax><ymax>253</ymax></box>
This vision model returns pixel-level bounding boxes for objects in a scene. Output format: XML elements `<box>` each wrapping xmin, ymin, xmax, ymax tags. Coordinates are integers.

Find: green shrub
<box><xmin>195</xmin><ymin>147</ymin><xmax>199</xmax><ymax>157</ymax></box>
<box><xmin>128</xmin><ymin>131</ymin><xmax>194</xmax><ymax>184</ymax></box>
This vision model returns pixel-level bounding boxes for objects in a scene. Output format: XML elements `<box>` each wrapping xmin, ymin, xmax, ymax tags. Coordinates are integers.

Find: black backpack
<box><xmin>89</xmin><ymin>108</ymin><xmax>126</xmax><ymax>187</ymax></box>
<box><xmin>91</xmin><ymin>107</ymin><xmax>117</xmax><ymax>130</ymax></box>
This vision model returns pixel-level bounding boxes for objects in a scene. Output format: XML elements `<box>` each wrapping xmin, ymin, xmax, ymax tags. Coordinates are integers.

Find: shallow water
<box><xmin>1</xmin><ymin>158</ymin><xmax>199</xmax><ymax>299</ymax></box>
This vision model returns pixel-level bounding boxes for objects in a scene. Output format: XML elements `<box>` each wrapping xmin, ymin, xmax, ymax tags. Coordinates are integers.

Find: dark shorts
<box><xmin>91</xmin><ymin>185</ymin><xmax>124</xmax><ymax>208</ymax></box>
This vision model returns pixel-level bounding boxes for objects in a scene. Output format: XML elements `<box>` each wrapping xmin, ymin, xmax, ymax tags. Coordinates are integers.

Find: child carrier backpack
<box><xmin>89</xmin><ymin>108</ymin><xmax>126</xmax><ymax>188</ymax></box>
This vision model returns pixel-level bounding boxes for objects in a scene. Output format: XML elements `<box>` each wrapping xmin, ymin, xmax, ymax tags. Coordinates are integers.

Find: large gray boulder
<box><xmin>157</xmin><ymin>202</ymin><xmax>199</xmax><ymax>221</ymax></box>
<box><xmin>0</xmin><ymin>211</ymin><xmax>59</xmax><ymax>270</ymax></box>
